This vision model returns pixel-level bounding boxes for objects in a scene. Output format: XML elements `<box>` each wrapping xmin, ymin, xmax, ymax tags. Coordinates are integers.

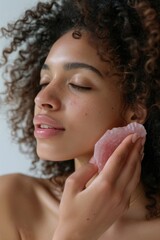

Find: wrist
<box><xmin>52</xmin><ymin>225</ymin><xmax>89</xmax><ymax>240</ymax></box>
<box><xmin>52</xmin><ymin>225</ymin><xmax>74</xmax><ymax>240</ymax></box>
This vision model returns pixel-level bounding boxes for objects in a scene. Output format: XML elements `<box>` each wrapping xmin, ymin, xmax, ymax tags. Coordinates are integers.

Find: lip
<box><xmin>33</xmin><ymin>114</ymin><xmax>65</xmax><ymax>139</ymax></box>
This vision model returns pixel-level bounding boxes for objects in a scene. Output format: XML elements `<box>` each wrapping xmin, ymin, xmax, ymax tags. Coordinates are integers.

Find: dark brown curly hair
<box><xmin>1</xmin><ymin>0</ymin><xmax>160</xmax><ymax>218</ymax></box>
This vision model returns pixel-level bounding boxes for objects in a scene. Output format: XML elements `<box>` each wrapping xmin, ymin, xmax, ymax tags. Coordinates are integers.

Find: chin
<box><xmin>36</xmin><ymin>148</ymin><xmax>70</xmax><ymax>162</ymax></box>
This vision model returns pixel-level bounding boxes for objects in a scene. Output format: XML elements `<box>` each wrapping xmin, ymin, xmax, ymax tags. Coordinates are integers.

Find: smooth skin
<box><xmin>34</xmin><ymin>31</ymin><xmax>127</xmax><ymax>163</ymax></box>
<box><xmin>0</xmin><ymin>31</ymin><xmax>160</xmax><ymax>240</ymax></box>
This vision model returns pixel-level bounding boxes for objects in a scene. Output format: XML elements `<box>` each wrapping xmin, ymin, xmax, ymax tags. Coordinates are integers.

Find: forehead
<box><xmin>45</xmin><ymin>31</ymin><xmax>110</xmax><ymax>75</ymax></box>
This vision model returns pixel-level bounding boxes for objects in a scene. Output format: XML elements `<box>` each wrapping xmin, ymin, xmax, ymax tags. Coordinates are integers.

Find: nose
<box><xmin>34</xmin><ymin>82</ymin><xmax>61</xmax><ymax>111</ymax></box>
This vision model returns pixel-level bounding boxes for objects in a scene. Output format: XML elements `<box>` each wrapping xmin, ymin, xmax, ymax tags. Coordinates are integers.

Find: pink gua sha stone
<box><xmin>90</xmin><ymin>122</ymin><xmax>147</xmax><ymax>172</ymax></box>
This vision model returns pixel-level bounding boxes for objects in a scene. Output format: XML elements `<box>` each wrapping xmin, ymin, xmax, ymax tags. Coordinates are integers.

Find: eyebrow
<box><xmin>64</xmin><ymin>62</ymin><xmax>103</xmax><ymax>78</ymax></box>
<box><xmin>41</xmin><ymin>62</ymin><xmax>103</xmax><ymax>78</ymax></box>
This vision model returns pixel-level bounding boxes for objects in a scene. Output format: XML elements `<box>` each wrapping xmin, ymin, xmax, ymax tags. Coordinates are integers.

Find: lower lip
<box><xmin>34</xmin><ymin>127</ymin><xmax>64</xmax><ymax>139</ymax></box>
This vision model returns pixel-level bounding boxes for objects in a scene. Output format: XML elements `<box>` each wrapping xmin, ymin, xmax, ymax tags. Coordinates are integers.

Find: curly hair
<box><xmin>1</xmin><ymin>0</ymin><xmax>160</xmax><ymax>218</ymax></box>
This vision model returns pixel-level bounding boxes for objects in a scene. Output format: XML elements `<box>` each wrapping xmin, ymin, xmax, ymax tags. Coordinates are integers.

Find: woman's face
<box><xmin>34</xmin><ymin>31</ymin><xmax>128</xmax><ymax>162</ymax></box>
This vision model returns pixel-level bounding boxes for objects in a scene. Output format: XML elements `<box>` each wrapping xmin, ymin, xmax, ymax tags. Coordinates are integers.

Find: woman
<box><xmin>0</xmin><ymin>0</ymin><xmax>160</xmax><ymax>239</ymax></box>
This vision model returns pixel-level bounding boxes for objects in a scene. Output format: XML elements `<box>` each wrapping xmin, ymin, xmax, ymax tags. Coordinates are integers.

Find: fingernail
<box><xmin>132</xmin><ymin>133</ymin><xmax>140</xmax><ymax>143</ymax></box>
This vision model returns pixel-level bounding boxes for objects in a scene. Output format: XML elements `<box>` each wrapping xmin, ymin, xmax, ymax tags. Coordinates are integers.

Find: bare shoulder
<box><xmin>0</xmin><ymin>172</ymin><xmax>59</xmax><ymax>214</ymax></box>
<box><xmin>145</xmin><ymin>218</ymin><xmax>160</xmax><ymax>239</ymax></box>
<box><xmin>0</xmin><ymin>174</ymin><xmax>29</xmax><ymax>239</ymax></box>
<box><xmin>0</xmin><ymin>172</ymin><xmax>32</xmax><ymax>187</ymax></box>
<box><xmin>0</xmin><ymin>173</ymin><xmax>59</xmax><ymax>239</ymax></box>
<box><xmin>0</xmin><ymin>173</ymin><xmax>31</xmax><ymax>204</ymax></box>
<box><xmin>0</xmin><ymin>173</ymin><xmax>40</xmax><ymax>200</ymax></box>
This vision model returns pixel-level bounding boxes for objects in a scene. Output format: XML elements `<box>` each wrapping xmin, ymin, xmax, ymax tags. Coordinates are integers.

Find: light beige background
<box><xmin>0</xmin><ymin>0</ymin><xmax>42</xmax><ymax>175</ymax></box>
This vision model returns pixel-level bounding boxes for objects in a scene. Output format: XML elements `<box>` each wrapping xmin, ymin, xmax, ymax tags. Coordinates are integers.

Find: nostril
<box><xmin>42</xmin><ymin>103</ymin><xmax>53</xmax><ymax>109</ymax></box>
<box><xmin>35</xmin><ymin>94</ymin><xmax>61</xmax><ymax>111</ymax></box>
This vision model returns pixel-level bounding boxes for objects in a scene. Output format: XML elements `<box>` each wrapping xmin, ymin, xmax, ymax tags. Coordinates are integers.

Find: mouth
<box><xmin>33</xmin><ymin>114</ymin><xmax>65</xmax><ymax>138</ymax></box>
<box><xmin>36</xmin><ymin>124</ymin><xmax>65</xmax><ymax>131</ymax></box>
<box><xmin>33</xmin><ymin>114</ymin><xmax>65</xmax><ymax>129</ymax></box>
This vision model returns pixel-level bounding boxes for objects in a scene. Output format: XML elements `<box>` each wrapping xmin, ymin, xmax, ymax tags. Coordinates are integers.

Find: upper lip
<box><xmin>33</xmin><ymin>114</ymin><xmax>65</xmax><ymax>130</ymax></box>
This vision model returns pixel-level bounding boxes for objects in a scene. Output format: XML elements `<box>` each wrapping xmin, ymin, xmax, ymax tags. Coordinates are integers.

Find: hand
<box><xmin>53</xmin><ymin>134</ymin><xmax>144</xmax><ymax>240</ymax></box>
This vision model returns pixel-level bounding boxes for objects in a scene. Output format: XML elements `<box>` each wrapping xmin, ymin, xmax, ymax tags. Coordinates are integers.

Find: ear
<box><xmin>125</xmin><ymin>104</ymin><xmax>147</xmax><ymax>124</ymax></box>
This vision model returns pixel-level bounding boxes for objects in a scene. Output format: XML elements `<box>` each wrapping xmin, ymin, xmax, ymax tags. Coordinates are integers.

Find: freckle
<box><xmin>86</xmin><ymin>218</ymin><xmax>90</xmax><ymax>221</ymax></box>
<box><xmin>112</xmin><ymin>107</ymin><xmax>114</xmax><ymax>111</ymax></box>
<box><xmin>84</xmin><ymin>112</ymin><xmax>88</xmax><ymax>116</ymax></box>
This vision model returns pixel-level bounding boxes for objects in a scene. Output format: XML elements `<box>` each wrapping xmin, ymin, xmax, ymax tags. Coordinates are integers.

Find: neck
<box><xmin>74</xmin><ymin>155</ymin><xmax>92</xmax><ymax>170</ymax></box>
<box><xmin>125</xmin><ymin>183</ymin><xmax>147</xmax><ymax>220</ymax></box>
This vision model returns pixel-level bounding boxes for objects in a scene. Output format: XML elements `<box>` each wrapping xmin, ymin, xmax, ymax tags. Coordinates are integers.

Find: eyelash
<box><xmin>37</xmin><ymin>83</ymin><xmax>48</xmax><ymax>92</ymax></box>
<box><xmin>69</xmin><ymin>83</ymin><xmax>91</xmax><ymax>91</ymax></box>
<box><xmin>37</xmin><ymin>83</ymin><xmax>92</xmax><ymax>92</ymax></box>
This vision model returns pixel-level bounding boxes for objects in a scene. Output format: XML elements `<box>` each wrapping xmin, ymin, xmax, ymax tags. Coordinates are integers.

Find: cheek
<box><xmin>84</xmin><ymin>112</ymin><xmax>88</xmax><ymax>117</ymax></box>
<box><xmin>68</xmin><ymin>97</ymin><xmax>122</xmax><ymax>130</ymax></box>
<box><xmin>69</xmin><ymin>98</ymin><xmax>102</xmax><ymax>117</ymax></box>
<box><xmin>68</xmin><ymin>98</ymin><xmax>91</xmax><ymax>115</ymax></box>
<box><xmin>68</xmin><ymin>97</ymin><xmax>83</xmax><ymax>105</ymax></box>
<box><xmin>34</xmin><ymin>106</ymin><xmax>38</xmax><ymax>116</ymax></box>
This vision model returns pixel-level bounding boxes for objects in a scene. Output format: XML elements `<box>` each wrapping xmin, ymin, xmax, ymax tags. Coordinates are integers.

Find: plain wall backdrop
<box><xmin>0</xmin><ymin>0</ymin><xmax>42</xmax><ymax>175</ymax></box>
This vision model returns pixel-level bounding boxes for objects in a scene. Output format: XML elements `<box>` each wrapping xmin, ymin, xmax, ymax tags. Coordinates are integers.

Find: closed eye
<box><xmin>69</xmin><ymin>83</ymin><xmax>91</xmax><ymax>91</ymax></box>
<box><xmin>37</xmin><ymin>83</ymin><xmax>48</xmax><ymax>92</ymax></box>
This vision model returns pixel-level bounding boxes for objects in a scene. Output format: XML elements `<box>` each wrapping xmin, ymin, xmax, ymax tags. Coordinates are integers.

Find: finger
<box><xmin>100</xmin><ymin>133</ymin><xmax>140</xmax><ymax>184</ymax></box>
<box><xmin>121</xmin><ymin>160</ymin><xmax>141</xmax><ymax>210</ymax></box>
<box><xmin>125</xmin><ymin>159</ymin><xmax>141</xmax><ymax>198</ymax></box>
<box><xmin>64</xmin><ymin>163</ymin><xmax>98</xmax><ymax>194</ymax></box>
<box><xmin>116</xmin><ymin>137</ymin><xmax>143</xmax><ymax>189</ymax></box>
